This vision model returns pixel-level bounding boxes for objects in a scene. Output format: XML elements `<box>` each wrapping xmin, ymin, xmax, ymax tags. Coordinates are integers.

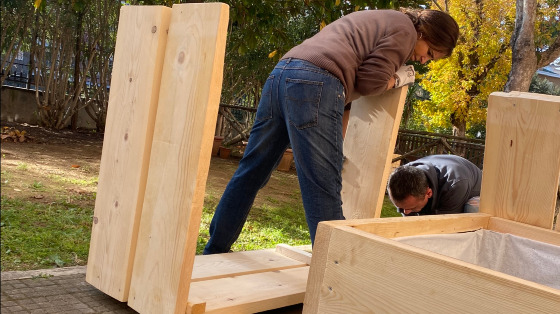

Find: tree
<box><xmin>418</xmin><ymin>0</ymin><xmax>516</xmax><ymax>136</ymax></box>
<box><xmin>504</xmin><ymin>0</ymin><xmax>560</xmax><ymax>92</ymax></box>
<box><xmin>1</xmin><ymin>1</ymin><xmax>34</xmax><ymax>86</ymax></box>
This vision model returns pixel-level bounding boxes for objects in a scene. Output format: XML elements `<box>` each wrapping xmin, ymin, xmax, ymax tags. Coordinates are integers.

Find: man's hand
<box><xmin>394</xmin><ymin>65</ymin><xmax>416</xmax><ymax>88</ymax></box>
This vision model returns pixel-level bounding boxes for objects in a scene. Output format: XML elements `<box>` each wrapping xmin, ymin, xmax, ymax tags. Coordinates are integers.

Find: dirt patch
<box><xmin>0</xmin><ymin>122</ymin><xmax>300</xmax><ymax>209</ymax></box>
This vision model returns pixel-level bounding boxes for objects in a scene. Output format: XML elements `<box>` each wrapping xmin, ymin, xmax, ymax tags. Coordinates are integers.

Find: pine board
<box><xmin>85</xmin><ymin>5</ymin><xmax>172</xmax><ymax>301</ymax></box>
<box><xmin>191</xmin><ymin>249</ymin><xmax>307</xmax><ymax>282</ymax></box>
<box><xmin>188</xmin><ymin>266</ymin><xmax>309</xmax><ymax>314</ymax></box>
<box><xmin>306</xmin><ymin>225</ymin><xmax>560</xmax><ymax>313</ymax></box>
<box><xmin>480</xmin><ymin>92</ymin><xmax>560</xmax><ymax>229</ymax></box>
<box><xmin>341</xmin><ymin>87</ymin><xmax>407</xmax><ymax>219</ymax></box>
<box><xmin>127</xmin><ymin>3</ymin><xmax>229</xmax><ymax>314</ymax></box>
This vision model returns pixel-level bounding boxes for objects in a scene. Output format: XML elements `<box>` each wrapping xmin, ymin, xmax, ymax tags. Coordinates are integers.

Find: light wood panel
<box><xmin>488</xmin><ymin>216</ymin><xmax>560</xmax><ymax>246</ymax></box>
<box><xmin>303</xmin><ymin>221</ymin><xmax>338</xmax><ymax>314</ymax></box>
<box><xmin>127</xmin><ymin>3</ymin><xmax>229</xmax><ymax>314</ymax></box>
<box><xmin>191</xmin><ymin>249</ymin><xmax>306</xmax><ymax>282</ymax></box>
<box><xmin>304</xmin><ymin>225</ymin><xmax>560</xmax><ymax>313</ymax></box>
<box><xmin>341</xmin><ymin>87</ymin><xmax>407</xmax><ymax>219</ymax></box>
<box><xmin>85</xmin><ymin>6</ymin><xmax>171</xmax><ymax>301</ymax></box>
<box><xmin>188</xmin><ymin>266</ymin><xmax>309</xmax><ymax>314</ymax></box>
<box><xmin>349</xmin><ymin>213</ymin><xmax>489</xmax><ymax>238</ymax></box>
<box><xmin>480</xmin><ymin>92</ymin><xmax>560</xmax><ymax>229</ymax></box>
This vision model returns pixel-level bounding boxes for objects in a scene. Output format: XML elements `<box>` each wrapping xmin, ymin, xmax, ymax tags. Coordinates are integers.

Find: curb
<box><xmin>1</xmin><ymin>265</ymin><xmax>87</xmax><ymax>281</ymax></box>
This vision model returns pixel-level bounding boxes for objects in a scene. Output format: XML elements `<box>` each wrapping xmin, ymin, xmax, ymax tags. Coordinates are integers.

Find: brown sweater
<box><xmin>282</xmin><ymin>10</ymin><xmax>416</xmax><ymax>103</ymax></box>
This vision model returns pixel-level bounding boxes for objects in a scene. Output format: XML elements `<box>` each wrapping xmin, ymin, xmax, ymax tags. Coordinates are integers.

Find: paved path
<box><xmin>1</xmin><ymin>266</ymin><xmax>302</xmax><ymax>313</ymax></box>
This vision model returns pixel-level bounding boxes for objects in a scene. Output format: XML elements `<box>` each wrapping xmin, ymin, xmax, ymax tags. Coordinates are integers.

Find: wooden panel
<box><xmin>127</xmin><ymin>3</ymin><xmax>229</xmax><ymax>314</ymax></box>
<box><xmin>480</xmin><ymin>92</ymin><xmax>560</xmax><ymax>229</ymax></box>
<box><xmin>304</xmin><ymin>225</ymin><xmax>560</xmax><ymax>313</ymax></box>
<box><xmin>191</xmin><ymin>249</ymin><xmax>306</xmax><ymax>282</ymax></box>
<box><xmin>188</xmin><ymin>266</ymin><xmax>309</xmax><ymax>314</ymax></box>
<box><xmin>349</xmin><ymin>213</ymin><xmax>489</xmax><ymax>238</ymax></box>
<box><xmin>303</xmin><ymin>221</ymin><xmax>338</xmax><ymax>314</ymax></box>
<box><xmin>488</xmin><ymin>217</ymin><xmax>560</xmax><ymax>246</ymax></box>
<box><xmin>85</xmin><ymin>6</ymin><xmax>171</xmax><ymax>301</ymax></box>
<box><xmin>341</xmin><ymin>87</ymin><xmax>407</xmax><ymax>219</ymax></box>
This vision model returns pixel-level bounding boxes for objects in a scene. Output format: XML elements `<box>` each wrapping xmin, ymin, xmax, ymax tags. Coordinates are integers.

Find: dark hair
<box><xmin>387</xmin><ymin>166</ymin><xmax>429</xmax><ymax>201</ymax></box>
<box><xmin>401</xmin><ymin>8</ymin><xmax>459</xmax><ymax>57</ymax></box>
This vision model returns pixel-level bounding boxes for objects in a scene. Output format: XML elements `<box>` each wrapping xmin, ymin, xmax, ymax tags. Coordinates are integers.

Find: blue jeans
<box><xmin>203</xmin><ymin>58</ymin><xmax>346</xmax><ymax>254</ymax></box>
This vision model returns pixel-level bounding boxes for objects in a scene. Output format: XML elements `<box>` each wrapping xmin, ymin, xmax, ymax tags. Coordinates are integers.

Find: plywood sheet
<box><xmin>305</xmin><ymin>225</ymin><xmax>560</xmax><ymax>313</ymax></box>
<box><xmin>480</xmin><ymin>92</ymin><xmax>560</xmax><ymax>229</ymax></box>
<box><xmin>85</xmin><ymin>6</ymin><xmax>171</xmax><ymax>301</ymax></box>
<box><xmin>341</xmin><ymin>87</ymin><xmax>407</xmax><ymax>219</ymax></box>
<box><xmin>127</xmin><ymin>3</ymin><xmax>229</xmax><ymax>314</ymax></box>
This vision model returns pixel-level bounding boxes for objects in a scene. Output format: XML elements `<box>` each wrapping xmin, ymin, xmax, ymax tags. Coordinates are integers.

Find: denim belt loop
<box><xmin>285</xmin><ymin>57</ymin><xmax>292</xmax><ymax>64</ymax></box>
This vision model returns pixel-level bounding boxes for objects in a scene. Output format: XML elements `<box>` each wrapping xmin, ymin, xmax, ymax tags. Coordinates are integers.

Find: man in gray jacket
<box><xmin>387</xmin><ymin>155</ymin><xmax>482</xmax><ymax>216</ymax></box>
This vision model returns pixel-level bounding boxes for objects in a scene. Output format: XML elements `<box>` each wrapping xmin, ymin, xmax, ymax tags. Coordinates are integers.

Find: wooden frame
<box><xmin>304</xmin><ymin>214</ymin><xmax>560</xmax><ymax>313</ymax></box>
<box><xmin>304</xmin><ymin>91</ymin><xmax>560</xmax><ymax>313</ymax></box>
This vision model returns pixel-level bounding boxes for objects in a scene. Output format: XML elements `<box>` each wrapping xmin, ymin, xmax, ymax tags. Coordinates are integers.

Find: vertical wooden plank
<box><xmin>303</xmin><ymin>221</ymin><xmax>349</xmax><ymax>314</ymax></box>
<box><xmin>86</xmin><ymin>6</ymin><xmax>171</xmax><ymax>301</ymax></box>
<box><xmin>341</xmin><ymin>87</ymin><xmax>407</xmax><ymax>219</ymax></box>
<box><xmin>127</xmin><ymin>3</ymin><xmax>229</xmax><ymax>314</ymax></box>
<box><xmin>480</xmin><ymin>92</ymin><xmax>560</xmax><ymax>229</ymax></box>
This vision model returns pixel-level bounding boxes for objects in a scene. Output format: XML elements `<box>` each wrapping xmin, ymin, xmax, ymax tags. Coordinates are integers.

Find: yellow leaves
<box><xmin>335</xmin><ymin>0</ymin><xmax>341</xmax><ymax>6</ymax></box>
<box><xmin>320</xmin><ymin>20</ymin><xmax>326</xmax><ymax>30</ymax></box>
<box><xmin>34</xmin><ymin>0</ymin><xmax>42</xmax><ymax>11</ymax></box>
<box><xmin>354</xmin><ymin>5</ymin><xmax>360</xmax><ymax>11</ymax></box>
<box><xmin>268</xmin><ymin>50</ymin><xmax>277</xmax><ymax>58</ymax></box>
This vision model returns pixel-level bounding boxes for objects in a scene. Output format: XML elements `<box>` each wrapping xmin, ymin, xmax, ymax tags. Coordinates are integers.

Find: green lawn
<box><xmin>1</xmin><ymin>194</ymin><xmax>399</xmax><ymax>271</ymax></box>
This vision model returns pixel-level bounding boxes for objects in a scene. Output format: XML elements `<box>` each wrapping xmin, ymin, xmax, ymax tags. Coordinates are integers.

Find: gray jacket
<box><xmin>406</xmin><ymin>155</ymin><xmax>482</xmax><ymax>215</ymax></box>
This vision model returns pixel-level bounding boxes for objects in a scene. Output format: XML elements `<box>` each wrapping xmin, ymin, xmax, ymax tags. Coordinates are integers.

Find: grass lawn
<box><xmin>1</xmin><ymin>192</ymin><xmax>399</xmax><ymax>271</ymax></box>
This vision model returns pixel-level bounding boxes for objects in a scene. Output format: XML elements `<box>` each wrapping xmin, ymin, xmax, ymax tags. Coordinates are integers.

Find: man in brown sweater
<box><xmin>204</xmin><ymin>9</ymin><xmax>459</xmax><ymax>254</ymax></box>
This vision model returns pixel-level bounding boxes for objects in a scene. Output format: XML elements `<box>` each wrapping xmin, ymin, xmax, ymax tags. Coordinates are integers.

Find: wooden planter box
<box><xmin>304</xmin><ymin>214</ymin><xmax>560</xmax><ymax>313</ymax></box>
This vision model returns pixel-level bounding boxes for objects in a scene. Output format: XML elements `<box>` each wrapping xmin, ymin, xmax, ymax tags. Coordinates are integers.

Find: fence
<box><xmin>393</xmin><ymin>129</ymin><xmax>485</xmax><ymax>169</ymax></box>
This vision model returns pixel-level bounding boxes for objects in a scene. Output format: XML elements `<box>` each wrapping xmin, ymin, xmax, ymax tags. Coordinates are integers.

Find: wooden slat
<box><xmin>188</xmin><ymin>266</ymin><xmax>309</xmax><ymax>314</ymax></box>
<box><xmin>275</xmin><ymin>244</ymin><xmax>312</xmax><ymax>265</ymax></box>
<box><xmin>85</xmin><ymin>6</ymin><xmax>172</xmax><ymax>301</ymax></box>
<box><xmin>480</xmin><ymin>92</ymin><xmax>560</xmax><ymax>229</ymax></box>
<box><xmin>348</xmin><ymin>213</ymin><xmax>490</xmax><ymax>238</ymax></box>
<box><xmin>304</xmin><ymin>225</ymin><xmax>560</xmax><ymax>313</ymax></box>
<box><xmin>191</xmin><ymin>249</ymin><xmax>307</xmax><ymax>282</ymax></box>
<box><xmin>488</xmin><ymin>217</ymin><xmax>560</xmax><ymax>246</ymax></box>
<box><xmin>127</xmin><ymin>4</ymin><xmax>229</xmax><ymax>314</ymax></box>
<box><xmin>341</xmin><ymin>87</ymin><xmax>407</xmax><ymax>219</ymax></box>
<box><xmin>303</xmin><ymin>221</ymin><xmax>338</xmax><ymax>314</ymax></box>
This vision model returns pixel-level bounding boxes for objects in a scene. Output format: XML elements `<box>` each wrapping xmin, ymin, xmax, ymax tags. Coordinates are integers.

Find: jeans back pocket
<box><xmin>286</xmin><ymin>78</ymin><xmax>323</xmax><ymax>129</ymax></box>
<box><xmin>255</xmin><ymin>75</ymin><xmax>275</xmax><ymax>122</ymax></box>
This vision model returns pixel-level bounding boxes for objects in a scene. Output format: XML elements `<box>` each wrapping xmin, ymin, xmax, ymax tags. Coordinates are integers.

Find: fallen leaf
<box><xmin>71</xmin><ymin>165</ymin><xmax>80</xmax><ymax>168</ymax></box>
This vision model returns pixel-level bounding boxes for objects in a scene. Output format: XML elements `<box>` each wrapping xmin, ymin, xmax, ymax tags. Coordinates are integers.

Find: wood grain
<box><xmin>191</xmin><ymin>249</ymin><xmax>307</xmax><ymax>282</ymax></box>
<box><xmin>480</xmin><ymin>91</ymin><xmax>560</xmax><ymax>229</ymax></box>
<box><xmin>85</xmin><ymin>5</ymin><xmax>172</xmax><ymax>301</ymax></box>
<box><xmin>309</xmin><ymin>225</ymin><xmax>560</xmax><ymax>313</ymax></box>
<box><xmin>188</xmin><ymin>266</ymin><xmax>309</xmax><ymax>313</ymax></box>
<box><xmin>127</xmin><ymin>3</ymin><xmax>229</xmax><ymax>314</ymax></box>
<box><xmin>341</xmin><ymin>87</ymin><xmax>407</xmax><ymax>219</ymax></box>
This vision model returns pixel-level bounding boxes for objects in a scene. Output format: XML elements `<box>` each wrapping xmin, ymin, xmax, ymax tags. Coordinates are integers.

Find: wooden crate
<box><xmin>304</xmin><ymin>91</ymin><xmax>560</xmax><ymax>313</ymax></box>
<box><xmin>303</xmin><ymin>214</ymin><xmax>560</xmax><ymax>313</ymax></box>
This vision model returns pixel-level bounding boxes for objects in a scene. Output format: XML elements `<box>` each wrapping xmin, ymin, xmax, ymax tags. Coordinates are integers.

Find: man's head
<box><xmin>387</xmin><ymin>166</ymin><xmax>433</xmax><ymax>215</ymax></box>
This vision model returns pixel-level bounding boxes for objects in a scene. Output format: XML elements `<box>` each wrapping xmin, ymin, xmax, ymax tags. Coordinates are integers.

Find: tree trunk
<box><xmin>504</xmin><ymin>0</ymin><xmax>537</xmax><ymax>92</ymax></box>
<box><xmin>71</xmin><ymin>11</ymin><xmax>84</xmax><ymax>130</ymax></box>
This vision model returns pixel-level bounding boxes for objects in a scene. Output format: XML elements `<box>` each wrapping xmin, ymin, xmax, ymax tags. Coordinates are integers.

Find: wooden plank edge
<box><xmin>276</xmin><ymin>244</ymin><xmax>313</xmax><ymax>265</ymax></box>
<box><xmin>347</xmin><ymin>213</ymin><xmax>490</xmax><ymax>238</ymax></box>
<box><xmin>488</xmin><ymin>216</ymin><xmax>560</xmax><ymax>246</ymax></box>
